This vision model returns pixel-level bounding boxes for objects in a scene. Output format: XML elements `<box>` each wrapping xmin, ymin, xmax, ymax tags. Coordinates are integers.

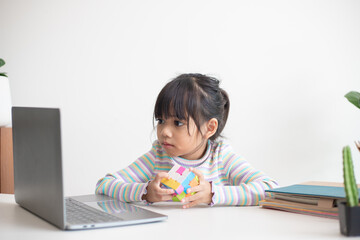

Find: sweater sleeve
<box><xmin>211</xmin><ymin>145</ymin><xmax>278</xmax><ymax>206</ymax></box>
<box><xmin>95</xmin><ymin>146</ymin><xmax>156</xmax><ymax>202</ymax></box>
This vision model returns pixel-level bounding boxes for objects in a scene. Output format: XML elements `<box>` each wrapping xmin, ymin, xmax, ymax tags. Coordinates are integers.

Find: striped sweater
<box><xmin>95</xmin><ymin>140</ymin><xmax>278</xmax><ymax>206</ymax></box>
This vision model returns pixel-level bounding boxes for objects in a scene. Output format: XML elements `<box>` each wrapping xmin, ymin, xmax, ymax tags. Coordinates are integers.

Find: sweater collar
<box><xmin>171</xmin><ymin>140</ymin><xmax>212</xmax><ymax>168</ymax></box>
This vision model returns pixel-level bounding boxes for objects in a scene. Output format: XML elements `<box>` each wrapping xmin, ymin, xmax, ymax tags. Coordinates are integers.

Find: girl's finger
<box><xmin>154</xmin><ymin>172</ymin><xmax>169</xmax><ymax>185</ymax></box>
<box><xmin>157</xmin><ymin>188</ymin><xmax>174</xmax><ymax>195</ymax></box>
<box><xmin>189</xmin><ymin>167</ymin><xmax>205</xmax><ymax>182</ymax></box>
<box><xmin>183</xmin><ymin>200</ymin><xmax>200</xmax><ymax>209</ymax></box>
<box><xmin>182</xmin><ymin>193</ymin><xmax>201</xmax><ymax>203</ymax></box>
<box><xmin>186</xmin><ymin>185</ymin><xmax>202</xmax><ymax>194</ymax></box>
<box><xmin>160</xmin><ymin>194</ymin><xmax>175</xmax><ymax>201</ymax></box>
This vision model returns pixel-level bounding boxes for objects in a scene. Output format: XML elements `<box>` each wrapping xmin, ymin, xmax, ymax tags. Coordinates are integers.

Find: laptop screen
<box><xmin>12</xmin><ymin>107</ymin><xmax>65</xmax><ymax>229</ymax></box>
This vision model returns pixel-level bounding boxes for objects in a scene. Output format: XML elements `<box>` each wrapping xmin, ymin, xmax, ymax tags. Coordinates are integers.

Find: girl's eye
<box><xmin>174</xmin><ymin>120</ymin><xmax>184</xmax><ymax>127</ymax></box>
<box><xmin>156</xmin><ymin>119</ymin><xmax>164</xmax><ymax>124</ymax></box>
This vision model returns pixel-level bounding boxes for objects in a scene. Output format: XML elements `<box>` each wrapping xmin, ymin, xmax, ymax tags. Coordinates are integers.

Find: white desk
<box><xmin>0</xmin><ymin>194</ymin><xmax>347</xmax><ymax>240</ymax></box>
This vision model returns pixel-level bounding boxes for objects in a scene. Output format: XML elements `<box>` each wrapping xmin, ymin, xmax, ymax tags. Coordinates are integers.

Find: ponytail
<box><xmin>215</xmin><ymin>89</ymin><xmax>230</xmax><ymax>140</ymax></box>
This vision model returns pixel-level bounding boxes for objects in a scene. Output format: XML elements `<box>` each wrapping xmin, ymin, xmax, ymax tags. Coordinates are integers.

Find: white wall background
<box><xmin>1</xmin><ymin>0</ymin><xmax>359</xmax><ymax>196</ymax></box>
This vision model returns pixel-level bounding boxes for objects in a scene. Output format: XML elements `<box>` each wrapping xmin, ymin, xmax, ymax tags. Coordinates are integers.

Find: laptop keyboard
<box><xmin>66</xmin><ymin>198</ymin><xmax>123</xmax><ymax>224</ymax></box>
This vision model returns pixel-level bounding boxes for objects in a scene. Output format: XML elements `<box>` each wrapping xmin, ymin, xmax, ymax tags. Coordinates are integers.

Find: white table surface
<box><xmin>0</xmin><ymin>194</ymin><xmax>347</xmax><ymax>240</ymax></box>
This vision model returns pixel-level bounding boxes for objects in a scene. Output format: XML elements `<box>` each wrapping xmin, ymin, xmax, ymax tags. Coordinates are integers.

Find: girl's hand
<box><xmin>182</xmin><ymin>168</ymin><xmax>213</xmax><ymax>208</ymax></box>
<box><xmin>142</xmin><ymin>172</ymin><xmax>175</xmax><ymax>203</ymax></box>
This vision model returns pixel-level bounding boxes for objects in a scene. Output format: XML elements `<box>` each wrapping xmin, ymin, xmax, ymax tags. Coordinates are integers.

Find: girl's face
<box><xmin>156</xmin><ymin>116</ymin><xmax>209</xmax><ymax>160</ymax></box>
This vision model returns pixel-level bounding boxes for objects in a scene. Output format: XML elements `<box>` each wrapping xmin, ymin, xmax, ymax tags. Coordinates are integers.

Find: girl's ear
<box><xmin>204</xmin><ymin>118</ymin><xmax>218</xmax><ymax>139</ymax></box>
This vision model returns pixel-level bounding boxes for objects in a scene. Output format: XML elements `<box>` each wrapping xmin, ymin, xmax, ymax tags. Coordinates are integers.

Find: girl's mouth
<box><xmin>162</xmin><ymin>142</ymin><xmax>174</xmax><ymax>148</ymax></box>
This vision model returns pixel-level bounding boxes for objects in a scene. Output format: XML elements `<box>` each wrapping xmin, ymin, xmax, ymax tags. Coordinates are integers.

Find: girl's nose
<box><xmin>160</xmin><ymin>125</ymin><xmax>172</xmax><ymax>138</ymax></box>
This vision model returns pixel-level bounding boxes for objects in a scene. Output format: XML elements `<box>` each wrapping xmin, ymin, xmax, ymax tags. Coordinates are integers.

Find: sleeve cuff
<box><xmin>209</xmin><ymin>181</ymin><xmax>216</xmax><ymax>207</ymax></box>
<box><xmin>140</xmin><ymin>181</ymin><xmax>153</xmax><ymax>205</ymax></box>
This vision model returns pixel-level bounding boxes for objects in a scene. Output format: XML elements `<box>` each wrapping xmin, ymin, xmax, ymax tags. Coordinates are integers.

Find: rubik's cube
<box><xmin>161</xmin><ymin>164</ymin><xmax>199</xmax><ymax>202</ymax></box>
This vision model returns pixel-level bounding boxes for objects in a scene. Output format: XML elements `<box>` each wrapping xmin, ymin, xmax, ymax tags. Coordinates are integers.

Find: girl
<box><xmin>96</xmin><ymin>73</ymin><xmax>278</xmax><ymax>208</ymax></box>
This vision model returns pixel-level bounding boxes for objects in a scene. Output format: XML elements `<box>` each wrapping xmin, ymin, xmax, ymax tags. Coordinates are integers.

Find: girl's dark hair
<box><xmin>154</xmin><ymin>73</ymin><xmax>230</xmax><ymax>141</ymax></box>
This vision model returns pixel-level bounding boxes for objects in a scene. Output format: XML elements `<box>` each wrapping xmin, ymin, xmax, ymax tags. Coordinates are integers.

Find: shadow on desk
<box><xmin>0</xmin><ymin>201</ymin><xmax>59</xmax><ymax>231</ymax></box>
<box><xmin>135</xmin><ymin>201</ymin><xmax>249</xmax><ymax>210</ymax></box>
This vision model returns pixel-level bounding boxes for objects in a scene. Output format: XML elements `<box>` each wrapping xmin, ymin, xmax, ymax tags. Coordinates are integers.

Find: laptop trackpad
<box><xmin>71</xmin><ymin>194</ymin><xmax>156</xmax><ymax>220</ymax></box>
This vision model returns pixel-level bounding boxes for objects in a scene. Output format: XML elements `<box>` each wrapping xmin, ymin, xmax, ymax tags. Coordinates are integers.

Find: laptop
<box><xmin>12</xmin><ymin>107</ymin><xmax>167</xmax><ymax>230</ymax></box>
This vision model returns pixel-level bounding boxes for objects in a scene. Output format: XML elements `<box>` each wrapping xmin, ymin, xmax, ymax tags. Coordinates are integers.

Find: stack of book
<box><xmin>260</xmin><ymin>181</ymin><xmax>360</xmax><ymax>219</ymax></box>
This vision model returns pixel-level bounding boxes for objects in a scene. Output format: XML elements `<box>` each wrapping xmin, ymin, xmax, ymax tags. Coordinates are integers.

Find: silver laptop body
<box><xmin>12</xmin><ymin>107</ymin><xmax>167</xmax><ymax>230</ymax></box>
